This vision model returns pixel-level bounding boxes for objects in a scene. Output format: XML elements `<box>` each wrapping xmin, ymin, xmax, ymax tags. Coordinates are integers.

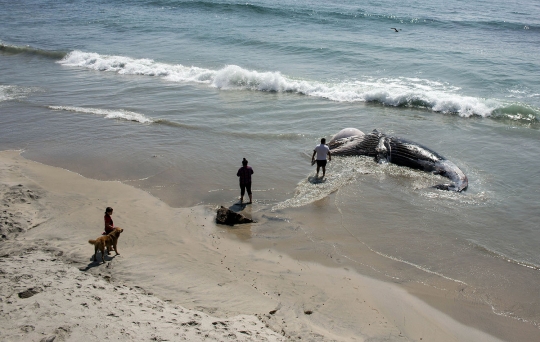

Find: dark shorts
<box><xmin>240</xmin><ymin>183</ymin><xmax>252</xmax><ymax>196</ymax></box>
<box><xmin>316</xmin><ymin>160</ymin><xmax>327</xmax><ymax>167</ymax></box>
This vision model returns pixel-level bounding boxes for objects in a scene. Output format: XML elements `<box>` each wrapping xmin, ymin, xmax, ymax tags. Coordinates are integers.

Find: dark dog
<box><xmin>88</xmin><ymin>228</ymin><xmax>123</xmax><ymax>263</ymax></box>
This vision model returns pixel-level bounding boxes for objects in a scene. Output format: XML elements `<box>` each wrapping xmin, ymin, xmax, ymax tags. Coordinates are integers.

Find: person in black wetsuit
<box><xmin>236</xmin><ymin>158</ymin><xmax>254</xmax><ymax>204</ymax></box>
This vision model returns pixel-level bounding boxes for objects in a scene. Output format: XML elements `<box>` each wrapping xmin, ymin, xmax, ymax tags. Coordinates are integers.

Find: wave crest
<box><xmin>58</xmin><ymin>50</ymin><xmax>540</xmax><ymax>120</ymax></box>
<box><xmin>48</xmin><ymin>106</ymin><xmax>153</xmax><ymax>123</ymax></box>
<box><xmin>0</xmin><ymin>43</ymin><xmax>66</xmax><ymax>59</ymax></box>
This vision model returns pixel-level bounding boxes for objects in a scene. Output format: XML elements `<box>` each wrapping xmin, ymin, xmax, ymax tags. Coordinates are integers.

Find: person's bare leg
<box><xmin>322</xmin><ymin>165</ymin><xmax>326</xmax><ymax>178</ymax></box>
<box><xmin>248</xmin><ymin>194</ymin><xmax>252</xmax><ymax>204</ymax></box>
<box><xmin>240</xmin><ymin>185</ymin><xmax>244</xmax><ymax>203</ymax></box>
<box><xmin>316</xmin><ymin>164</ymin><xmax>320</xmax><ymax>178</ymax></box>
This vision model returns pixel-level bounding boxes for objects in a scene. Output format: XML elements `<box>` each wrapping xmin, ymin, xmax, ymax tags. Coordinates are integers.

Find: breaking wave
<box><xmin>48</xmin><ymin>106</ymin><xmax>153</xmax><ymax>124</ymax></box>
<box><xmin>0</xmin><ymin>43</ymin><xmax>67</xmax><ymax>59</ymax></box>
<box><xmin>57</xmin><ymin>50</ymin><xmax>539</xmax><ymax>120</ymax></box>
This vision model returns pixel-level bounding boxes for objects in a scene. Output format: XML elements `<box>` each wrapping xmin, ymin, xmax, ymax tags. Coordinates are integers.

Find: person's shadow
<box><xmin>308</xmin><ymin>176</ymin><xmax>326</xmax><ymax>184</ymax></box>
<box><xmin>80</xmin><ymin>253</ymin><xmax>118</xmax><ymax>271</ymax></box>
<box><xmin>224</xmin><ymin>202</ymin><xmax>254</xmax><ymax>240</ymax></box>
<box><xmin>229</xmin><ymin>202</ymin><xmax>247</xmax><ymax>212</ymax></box>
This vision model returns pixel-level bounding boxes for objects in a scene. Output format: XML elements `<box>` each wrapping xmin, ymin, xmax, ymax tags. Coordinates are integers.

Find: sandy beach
<box><xmin>3</xmin><ymin>0</ymin><xmax>540</xmax><ymax>339</ymax></box>
<box><xmin>0</xmin><ymin>149</ymin><xmax>533</xmax><ymax>341</ymax></box>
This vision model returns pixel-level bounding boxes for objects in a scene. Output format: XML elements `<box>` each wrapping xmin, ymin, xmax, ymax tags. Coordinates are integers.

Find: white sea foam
<box><xmin>0</xmin><ymin>86</ymin><xmax>10</xmax><ymax>102</ymax></box>
<box><xmin>59</xmin><ymin>50</ymin><xmax>517</xmax><ymax>118</ymax></box>
<box><xmin>272</xmin><ymin>157</ymin><xmax>370</xmax><ymax>211</ymax></box>
<box><xmin>48</xmin><ymin>106</ymin><xmax>153</xmax><ymax>123</ymax></box>
<box><xmin>273</xmin><ymin>156</ymin><xmax>472</xmax><ymax>211</ymax></box>
<box><xmin>0</xmin><ymin>85</ymin><xmax>32</xmax><ymax>102</ymax></box>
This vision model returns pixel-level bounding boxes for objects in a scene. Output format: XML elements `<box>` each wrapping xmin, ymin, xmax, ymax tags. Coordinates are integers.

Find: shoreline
<box><xmin>0</xmin><ymin>150</ymin><xmax>532</xmax><ymax>341</ymax></box>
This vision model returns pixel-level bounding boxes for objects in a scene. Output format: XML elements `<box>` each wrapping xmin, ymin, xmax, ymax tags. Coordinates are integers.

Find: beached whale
<box><xmin>328</xmin><ymin>128</ymin><xmax>468</xmax><ymax>192</ymax></box>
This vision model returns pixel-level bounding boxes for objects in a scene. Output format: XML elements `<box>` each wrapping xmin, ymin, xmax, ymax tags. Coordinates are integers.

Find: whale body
<box><xmin>329</xmin><ymin>128</ymin><xmax>468</xmax><ymax>192</ymax></box>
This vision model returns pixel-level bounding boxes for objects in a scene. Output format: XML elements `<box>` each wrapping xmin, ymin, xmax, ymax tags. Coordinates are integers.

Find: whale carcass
<box><xmin>328</xmin><ymin>128</ymin><xmax>468</xmax><ymax>192</ymax></box>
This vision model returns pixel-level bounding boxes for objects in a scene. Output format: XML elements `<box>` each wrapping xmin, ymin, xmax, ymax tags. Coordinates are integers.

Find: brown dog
<box><xmin>88</xmin><ymin>228</ymin><xmax>123</xmax><ymax>263</ymax></box>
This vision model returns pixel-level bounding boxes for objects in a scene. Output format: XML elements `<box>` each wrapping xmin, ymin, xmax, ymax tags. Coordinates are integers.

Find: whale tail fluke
<box><xmin>435</xmin><ymin>181</ymin><xmax>468</xmax><ymax>192</ymax></box>
<box><xmin>433</xmin><ymin>160</ymin><xmax>468</xmax><ymax>192</ymax></box>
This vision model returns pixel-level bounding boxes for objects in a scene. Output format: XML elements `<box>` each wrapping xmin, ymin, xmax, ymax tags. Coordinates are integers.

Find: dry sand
<box><xmin>0</xmin><ymin>150</ymin><xmax>508</xmax><ymax>341</ymax></box>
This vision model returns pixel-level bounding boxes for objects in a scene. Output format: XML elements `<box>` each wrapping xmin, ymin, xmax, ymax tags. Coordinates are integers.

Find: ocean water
<box><xmin>1</xmin><ymin>0</ymin><xmax>540</xmax><ymax>334</ymax></box>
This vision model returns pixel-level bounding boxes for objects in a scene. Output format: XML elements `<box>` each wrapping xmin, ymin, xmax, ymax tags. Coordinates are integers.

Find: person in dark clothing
<box><xmin>104</xmin><ymin>207</ymin><xmax>116</xmax><ymax>234</ymax></box>
<box><xmin>103</xmin><ymin>207</ymin><xmax>118</xmax><ymax>255</ymax></box>
<box><xmin>236</xmin><ymin>158</ymin><xmax>254</xmax><ymax>204</ymax></box>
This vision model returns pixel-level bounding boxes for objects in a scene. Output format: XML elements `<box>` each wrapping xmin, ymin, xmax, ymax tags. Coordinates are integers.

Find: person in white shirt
<box><xmin>311</xmin><ymin>138</ymin><xmax>331</xmax><ymax>178</ymax></box>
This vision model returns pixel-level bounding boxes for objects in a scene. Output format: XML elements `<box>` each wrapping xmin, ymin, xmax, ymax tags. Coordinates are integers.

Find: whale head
<box><xmin>328</xmin><ymin>128</ymin><xmax>366</xmax><ymax>155</ymax></box>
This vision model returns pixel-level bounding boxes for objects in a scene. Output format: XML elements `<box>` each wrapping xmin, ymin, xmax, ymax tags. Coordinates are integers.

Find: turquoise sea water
<box><xmin>1</xmin><ymin>0</ymin><xmax>540</xmax><ymax>335</ymax></box>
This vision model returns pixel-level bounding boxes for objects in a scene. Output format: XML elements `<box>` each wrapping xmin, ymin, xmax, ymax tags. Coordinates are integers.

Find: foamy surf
<box><xmin>272</xmin><ymin>157</ymin><xmax>370</xmax><ymax>211</ymax></box>
<box><xmin>273</xmin><ymin>155</ymin><xmax>476</xmax><ymax>210</ymax></box>
<box><xmin>58</xmin><ymin>51</ymin><xmax>539</xmax><ymax>120</ymax></box>
<box><xmin>0</xmin><ymin>85</ymin><xmax>34</xmax><ymax>102</ymax></box>
<box><xmin>48</xmin><ymin>106</ymin><xmax>153</xmax><ymax>123</ymax></box>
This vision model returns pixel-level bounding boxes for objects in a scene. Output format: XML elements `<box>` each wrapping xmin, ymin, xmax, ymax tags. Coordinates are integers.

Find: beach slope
<box><xmin>0</xmin><ymin>150</ymin><xmax>505</xmax><ymax>341</ymax></box>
